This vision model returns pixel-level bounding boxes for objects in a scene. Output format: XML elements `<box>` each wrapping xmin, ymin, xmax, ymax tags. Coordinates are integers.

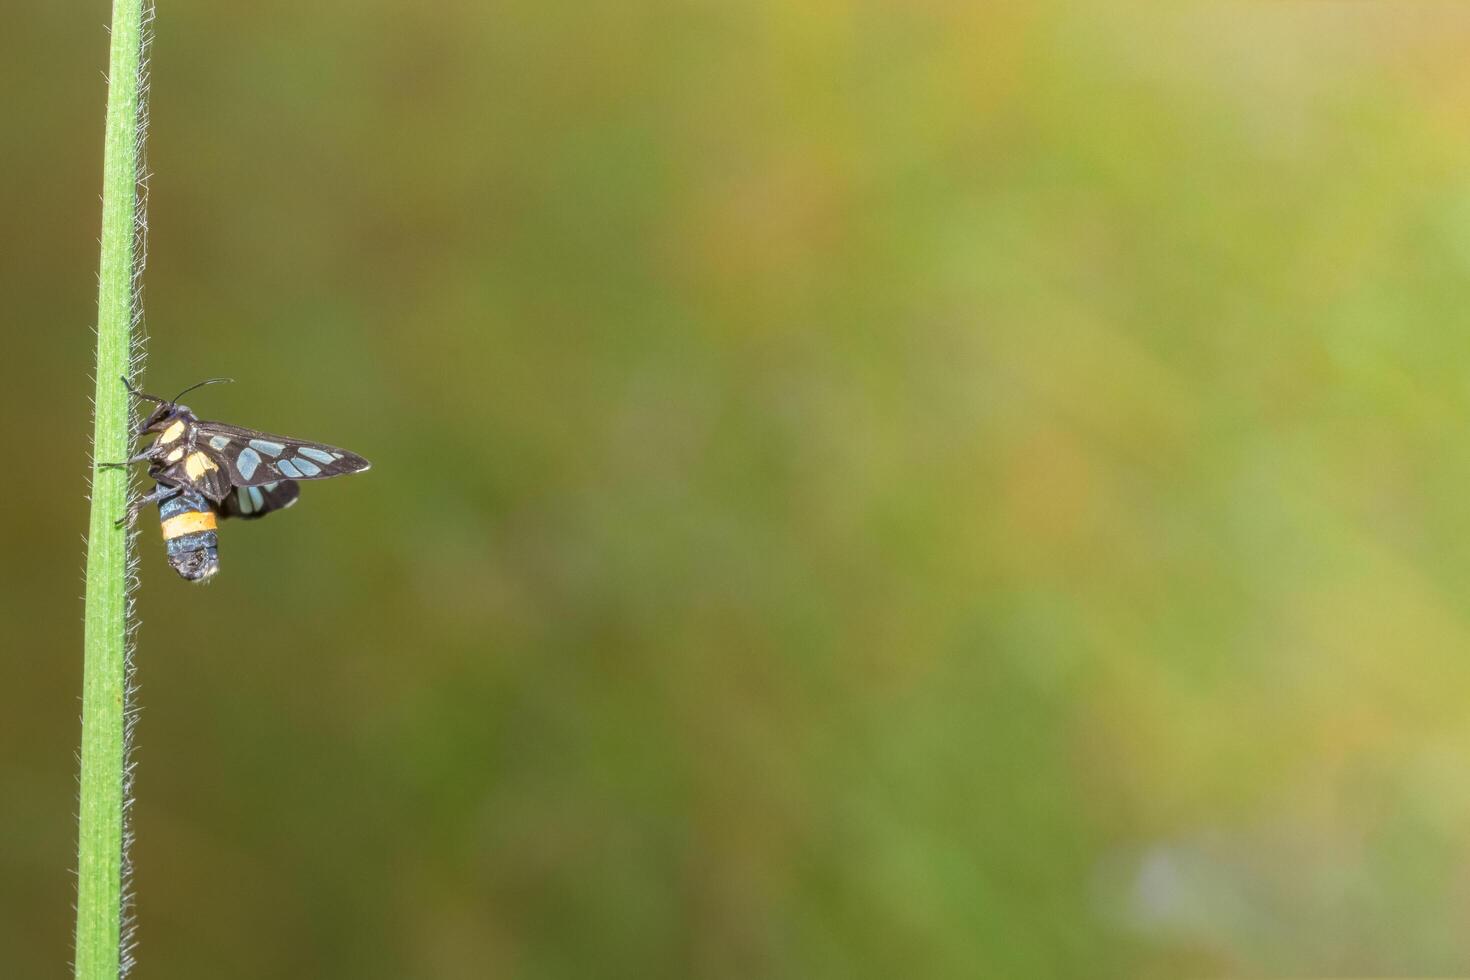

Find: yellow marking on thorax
<box><xmin>161</xmin><ymin>510</ymin><xmax>217</xmax><ymax>540</ymax></box>
<box><xmin>165</xmin><ymin>447</ymin><xmax>185</xmax><ymax>463</ymax></box>
<box><xmin>157</xmin><ymin>420</ymin><xmax>186</xmax><ymax>444</ymax></box>
<box><xmin>184</xmin><ymin>452</ymin><xmax>219</xmax><ymax>480</ymax></box>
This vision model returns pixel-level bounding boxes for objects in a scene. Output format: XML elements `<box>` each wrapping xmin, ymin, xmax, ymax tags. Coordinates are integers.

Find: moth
<box><xmin>114</xmin><ymin>377</ymin><xmax>371</xmax><ymax>581</ymax></box>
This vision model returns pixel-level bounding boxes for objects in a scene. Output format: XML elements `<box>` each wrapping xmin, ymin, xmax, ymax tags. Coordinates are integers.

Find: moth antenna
<box><xmin>169</xmin><ymin>377</ymin><xmax>234</xmax><ymax>403</ymax></box>
<box><xmin>120</xmin><ymin>375</ymin><xmax>168</xmax><ymax>405</ymax></box>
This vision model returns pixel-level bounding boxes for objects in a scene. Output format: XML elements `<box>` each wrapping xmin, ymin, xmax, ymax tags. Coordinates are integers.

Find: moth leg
<box><xmin>97</xmin><ymin>448</ymin><xmax>158</xmax><ymax>469</ymax></box>
<box><xmin>116</xmin><ymin>483</ymin><xmax>183</xmax><ymax>528</ymax></box>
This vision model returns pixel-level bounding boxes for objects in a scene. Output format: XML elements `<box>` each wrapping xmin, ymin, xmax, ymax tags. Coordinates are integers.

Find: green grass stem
<box><xmin>77</xmin><ymin>1</ymin><xmax>151</xmax><ymax>977</ymax></box>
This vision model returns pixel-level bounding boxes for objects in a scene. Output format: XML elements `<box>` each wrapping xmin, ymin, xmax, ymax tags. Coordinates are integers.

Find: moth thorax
<box><xmin>156</xmin><ymin>418</ymin><xmax>188</xmax><ymax>444</ymax></box>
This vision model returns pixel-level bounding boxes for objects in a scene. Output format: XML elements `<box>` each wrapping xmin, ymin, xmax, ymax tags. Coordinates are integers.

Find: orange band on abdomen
<box><xmin>161</xmin><ymin>510</ymin><xmax>217</xmax><ymax>540</ymax></box>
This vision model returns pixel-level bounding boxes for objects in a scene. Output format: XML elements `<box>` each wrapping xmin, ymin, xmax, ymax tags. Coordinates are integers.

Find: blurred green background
<box><xmin>8</xmin><ymin>1</ymin><xmax>1470</xmax><ymax>976</ymax></box>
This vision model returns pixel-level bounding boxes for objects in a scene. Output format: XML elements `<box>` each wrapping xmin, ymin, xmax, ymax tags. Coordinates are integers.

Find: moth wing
<box><xmin>154</xmin><ymin>446</ymin><xmax>234</xmax><ymax>502</ymax></box>
<box><xmin>217</xmin><ymin>479</ymin><xmax>301</xmax><ymax>520</ymax></box>
<box><xmin>191</xmin><ymin>421</ymin><xmax>371</xmax><ymax>488</ymax></box>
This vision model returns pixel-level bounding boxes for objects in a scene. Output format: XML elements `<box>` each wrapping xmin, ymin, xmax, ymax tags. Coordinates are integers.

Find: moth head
<box><xmin>140</xmin><ymin>400</ymin><xmax>191</xmax><ymax>435</ymax></box>
<box><xmin>123</xmin><ymin>377</ymin><xmax>232</xmax><ymax>436</ymax></box>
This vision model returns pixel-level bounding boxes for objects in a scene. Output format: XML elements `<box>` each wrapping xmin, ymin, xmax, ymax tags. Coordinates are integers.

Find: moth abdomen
<box><xmin>159</xmin><ymin>489</ymin><xmax>220</xmax><ymax>582</ymax></box>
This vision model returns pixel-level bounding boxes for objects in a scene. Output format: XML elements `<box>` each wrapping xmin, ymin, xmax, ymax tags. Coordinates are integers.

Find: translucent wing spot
<box><xmin>292</xmin><ymin>457</ymin><xmax>322</xmax><ymax>477</ymax></box>
<box><xmin>236</xmin><ymin>446</ymin><xmax>261</xmax><ymax>481</ymax></box>
<box><xmin>298</xmin><ymin>447</ymin><xmax>336</xmax><ymax>464</ymax></box>
<box><xmin>209</xmin><ymin>435</ymin><xmax>231</xmax><ymax>450</ymax></box>
<box><xmin>248</xmin><ymin>486</ymin><xmax>265</xmax><ymax>510</ymax></box>
<box><xmin>277</xmin><ymin>458</ymin><xmax>303</xmax><ymax>478</ymax></box>
<box><xmin>249</xmin><ymin>439</ymin><xmax>285</xmax><ymax>456</ymax></box>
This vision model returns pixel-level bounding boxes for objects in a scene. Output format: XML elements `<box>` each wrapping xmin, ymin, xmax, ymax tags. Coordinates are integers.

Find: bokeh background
<box><xmin>7</xmin><ymin>1</ymin><xmax>1470</xmax><ymax>976</ymax></box>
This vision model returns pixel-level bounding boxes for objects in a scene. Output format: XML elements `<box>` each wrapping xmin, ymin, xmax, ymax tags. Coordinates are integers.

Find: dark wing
<box><xmin>153</xmin><ymin>442</ymin><xmax>235</xmax><ymax>501</ymax></box>
<box><xmin>188</xmin><ymin>420</ymin><xmax>371</xmax><ymax>489</ymax></box>
<box><xmin>217</xmin><ymin>480</ymin><xmax>301</xmax><ymax>520</ymax></box>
